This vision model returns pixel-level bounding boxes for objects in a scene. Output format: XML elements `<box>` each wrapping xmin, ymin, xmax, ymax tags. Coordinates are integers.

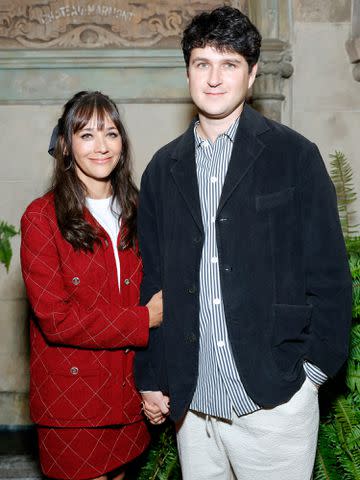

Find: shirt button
<box><xmin>211</xmin><ymin>216</ymin><xmax>216</xmax><ymax>223</ymax></box>
<box><xmin>187</xmin><ymin>333</ymin><xmax>197</xmax><ymax>343</ymax></box>
<box><xmin>210</xmin><ymin>176</ymin><xmax>218</xmax><ymax>183</ymax></box>
<box><xmin>70</xmin><ymin>366</ymin><xmax>79</xmax><ymax>375</ymax></box>
<box><xmin>72</xmin><ymin>277</ymin><xmax>80</xmax><ymax>286</ymax></box>
<box><xmin>104</xmin><ymin>239</ymin><xmax>109</xmax><ymax>248</ymax></box>
<box><xmin>217</xmin><ymin>340</ymin><xmax>225</xmax><ymax>348</ymax></box>
<box><xmin>213</xmin><ymin>298</ymin><xmax>221</xmax><ymax>305</ymax></box>
<box><xmin>124</xmin><ymin>278</ymin><xmax>130</xmax><ymax>285</ymax></box>
<box><xmin>188</xmin><ymin>285</ymin><xmax>197</xmax><ymax>294</ymax></box>
<box><xmin>211</xmin><ymin>256</ymin><xmax>218</xmax><ymax>263</ymax></box>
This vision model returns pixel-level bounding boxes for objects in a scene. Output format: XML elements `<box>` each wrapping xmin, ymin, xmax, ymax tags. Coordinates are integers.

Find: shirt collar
<box><xmin>194</xmin><ymin>116</ymin><xmax>240</xmax><ymax>149</ymax></box>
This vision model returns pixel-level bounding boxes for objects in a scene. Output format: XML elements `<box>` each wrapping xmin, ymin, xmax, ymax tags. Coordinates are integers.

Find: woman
<box><xmin>20</xmin><ymin>91</ymin><xmax>162</xmax><ymax>480</ymax></box>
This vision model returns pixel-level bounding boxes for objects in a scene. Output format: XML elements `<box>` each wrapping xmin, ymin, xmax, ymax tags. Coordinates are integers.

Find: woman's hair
<box><xmin>52</xmin><ymin>90</ymin><xmax>138</xmax><ymax>252</ymax></box>
<box><xmin>181</xmin><ymin>6</ymin><xmax>261</xmax><ymax>72</ymax></box>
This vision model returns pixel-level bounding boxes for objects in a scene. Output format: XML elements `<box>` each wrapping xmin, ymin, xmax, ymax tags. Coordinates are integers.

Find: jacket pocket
<box><xmin>32</xmin><ymin>365</ymin><xmax>102</xmax><ymax>421</ymax></box>
<box><xmin>271</xmin><ymin>304</ymin><xmax>313</xmax><ymax>380</ymax></box>
<box><xmin>256</xmin><ymin>187</ymin><xmax>295</xmax><ymax>211</ymax></box>
<box><xmin>63</xmin><ymin>274</ymin><xmax>105</xmax><ymax>310</ymax></box>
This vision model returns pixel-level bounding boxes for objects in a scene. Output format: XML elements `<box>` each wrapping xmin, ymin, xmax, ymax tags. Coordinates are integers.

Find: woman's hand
<box><xmin>141</xmin><ymin>391</ymin><xmax>170</xmax><ymax>424</ymax></box>
<box><xmin>146</xmin><ymin>290</ymin><xmax>163</xmax><ymax>328</ymax></box>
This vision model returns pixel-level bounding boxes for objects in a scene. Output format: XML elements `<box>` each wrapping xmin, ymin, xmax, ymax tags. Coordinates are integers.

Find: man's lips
<box><xmin>204</xmin><ymin>91</ymin><xmax>225</xmax><ymax>96</ymax></box>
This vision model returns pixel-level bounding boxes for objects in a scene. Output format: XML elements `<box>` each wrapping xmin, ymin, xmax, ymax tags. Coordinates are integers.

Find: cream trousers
<box><xmin>176</xmin><ymin>377</ymin><xmax>319</xmax><ymax>480</ymax></box>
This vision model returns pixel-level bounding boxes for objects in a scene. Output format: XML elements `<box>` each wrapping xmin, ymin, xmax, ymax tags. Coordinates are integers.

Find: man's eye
<box><xmin>225</xmin><ymin>63</ymin><xmax>236</xmax><ymax>69</ymax></box>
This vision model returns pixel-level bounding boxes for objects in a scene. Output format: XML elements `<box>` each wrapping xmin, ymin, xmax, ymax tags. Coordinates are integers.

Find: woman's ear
<box><xmin>59</xmin><ymin>136</ymin><xmax>68</xmax><ymax>156</ymax></box>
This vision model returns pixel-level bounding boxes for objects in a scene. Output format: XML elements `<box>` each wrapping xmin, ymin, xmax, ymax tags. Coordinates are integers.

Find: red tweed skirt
<box><xmin>37</xmin><ymin>421</ymin><xmax>150</xmax><ymax>480</ymax></box>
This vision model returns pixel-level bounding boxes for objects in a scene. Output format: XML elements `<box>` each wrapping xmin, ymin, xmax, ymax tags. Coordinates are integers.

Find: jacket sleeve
<box><xmin>20</xmin><ymin>208</ymin><xmax>149</xmax><ymax>350</ymax></box>
<box><xmin>134</xmin><ymin>165</ymin><xmax>168</xmax><ymax>392</ymax></box>
<box><xmin>301</xmin><ymin>143</ymin><xmax>352</xmax><ymax>377</ymax></box>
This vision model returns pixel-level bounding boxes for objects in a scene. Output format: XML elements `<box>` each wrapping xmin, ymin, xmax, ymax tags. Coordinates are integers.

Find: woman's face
<box><xmin>71</xmin><ymin>113</ymin><xmax>122</xmax><ymax>197</ymax></box>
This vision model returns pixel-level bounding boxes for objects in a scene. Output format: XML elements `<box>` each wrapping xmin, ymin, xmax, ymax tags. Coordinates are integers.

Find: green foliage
<box><xmin>329</xmin><ymin>151</ymin><xmax>358</xmax><ymax>238</ymax></box>
<box><xmin>348</xmin><ymin>252</ymin><xmax>360</xmax><ymax>319</ymax></box>
<box><xmin>136</xmin><ymin>422</ymin><xmax>181</xmax><ymax>480</ymax></box>
<box><xmin>314</xmin><ymin>152</ymin><xmax>360</xmax><ymax>480</ymax></box>
<box><xmin>0</xmin><ymin>221</ymin><xmax>18</xmax><ymax>272</ymax></box>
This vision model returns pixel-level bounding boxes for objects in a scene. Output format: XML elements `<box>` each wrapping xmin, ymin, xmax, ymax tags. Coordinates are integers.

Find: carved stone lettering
<box><xmin>0</xmin><ymin>0</ymin><xmax>247</xmax><ymax>48</ymax></box>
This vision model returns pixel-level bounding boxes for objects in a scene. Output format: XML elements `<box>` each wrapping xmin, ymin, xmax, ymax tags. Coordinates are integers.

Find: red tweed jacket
<box><xmin>20</xmin><ymin>192</ymin><xmax>149</xmax><ymax>428</ymax></box>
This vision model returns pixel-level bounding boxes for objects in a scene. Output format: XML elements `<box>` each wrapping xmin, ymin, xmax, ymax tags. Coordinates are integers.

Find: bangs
<box><xmin>71</xmin><ymin>96</ymin><xmax>119</xmax><ymax>133</ymax></box>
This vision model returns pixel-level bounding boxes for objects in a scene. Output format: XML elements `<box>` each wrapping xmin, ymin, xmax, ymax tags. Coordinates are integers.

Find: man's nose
<box><xmin>208</xmin><ymin>66</ymin><xmax>222</xmax><ymax>87</ymax></box>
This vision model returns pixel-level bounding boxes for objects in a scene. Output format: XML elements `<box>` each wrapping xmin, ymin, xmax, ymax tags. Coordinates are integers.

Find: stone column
<box><xmin>346</xmin><ymin>0</ymin><xmax>360</xmax><ymax>81</ymax></box>
<box><xmin>247</xmin><ymin>0</ymin><xmax>293</xmax><ymax>122</ymax></box>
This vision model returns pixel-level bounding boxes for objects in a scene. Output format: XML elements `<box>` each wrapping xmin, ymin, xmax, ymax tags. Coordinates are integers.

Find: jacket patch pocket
<box><xmin>63</xmin><ymin>274</ymin><xmax>104</xmax><ymax>310</ymax></box>
<box><xmin>271</xmin><ymin>304</ymin><xmax>313</xmax><ymax>380</ymax></box>
<box><xmin>256</xmin><ymin>187</ymin><xmax>295</xmax><ymax>211</ymax></box>
<box><xmin>35</xmin><ymin>366</ymin><xmax>102</xmax><ymax>421</ymax></box>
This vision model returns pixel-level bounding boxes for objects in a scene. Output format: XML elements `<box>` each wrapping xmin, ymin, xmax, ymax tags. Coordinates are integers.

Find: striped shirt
<box><xmin>189</xmin><ymin>116</ymin><xmax>327</xmax><ymax>420</ymax></box>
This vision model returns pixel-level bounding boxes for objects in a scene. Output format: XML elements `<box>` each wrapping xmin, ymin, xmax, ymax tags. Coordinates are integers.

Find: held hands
<box><xmin>141</xmin><ymin>391</ymin><xmax>170</xmax><ymax>425</ymax></box>
<box><xmin>146</xmin><ymin>290</ymin><xmax>163</xmax><ymax>328</ymax></box>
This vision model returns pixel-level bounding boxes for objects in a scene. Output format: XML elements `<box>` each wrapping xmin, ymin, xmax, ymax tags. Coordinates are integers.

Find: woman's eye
<box><xmin>108</xmin><ymin>132</ymin><xmax>119</xmax><ymax>138</ymax></box>
<box><xmin>80</xmin><ymin>133</ymin><xmax>92</xmax><ymax>139</ymax></box>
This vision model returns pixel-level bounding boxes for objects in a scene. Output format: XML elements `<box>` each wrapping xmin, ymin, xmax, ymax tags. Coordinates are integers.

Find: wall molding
<box><xmin>0</xmin><ymin>49</ymin><xmax>191</xmax><ymax>104</ymax></box>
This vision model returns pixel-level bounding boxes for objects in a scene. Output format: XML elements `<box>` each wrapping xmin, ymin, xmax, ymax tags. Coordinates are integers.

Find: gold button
<box><xmin>70</xmin><ymin>366</ymin><xmax>79</xmax><ymax>375</ymax></box>
<box><xmin>124</xmin><ymin>278</ymin><xmax>130</xmax><ymax>285</ymax></box>
<box><xmin>72</xmin><ymin>277</ymin><xmax>80</xmax><ymax>286</ymax></box>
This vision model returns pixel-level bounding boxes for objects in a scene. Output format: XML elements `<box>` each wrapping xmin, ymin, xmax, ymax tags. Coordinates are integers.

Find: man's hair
<box><xmin>181</xmin><ymin>6</ymin><xmax>261</xmax><ymax>71</ymax></box>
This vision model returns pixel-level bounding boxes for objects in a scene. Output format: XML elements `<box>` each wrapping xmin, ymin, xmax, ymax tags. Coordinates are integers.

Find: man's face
<box><xmin>187</xmin><ymin>45</ymin><xmax>257</xmax><ymax>123</ymax></box>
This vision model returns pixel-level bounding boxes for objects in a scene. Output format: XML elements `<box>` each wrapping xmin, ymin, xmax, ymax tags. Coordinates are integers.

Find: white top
<box><xmin>86</xmin><ymin>196</ymin><xmax>121</xmax><ymax>290</ymax></box>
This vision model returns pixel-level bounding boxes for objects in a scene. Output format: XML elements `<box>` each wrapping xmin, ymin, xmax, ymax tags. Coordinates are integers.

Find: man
<box><xmin>135</xmin><ymin>6</ymin><xmax>352</xmax><ymax>479</ymax></box>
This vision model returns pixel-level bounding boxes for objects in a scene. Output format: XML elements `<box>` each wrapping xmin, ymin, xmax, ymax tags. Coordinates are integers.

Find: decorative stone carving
<box><xmin>345</xmin><ymin>0</ymin><xmax>360</xmax><ymax>82</ymax></box>
<box><xmin>0</xmin><ymin>0</ymin><xmax>233</xmax><ymax>49</ymax></box>
<box><xmin>252</xmin><ymin>39</ymin><xmax>293</xmax><ymax>121</ymax></box>
<box><xmin>248</xmin><ymin>1</ymin><xmax>293</xmax><ymax>122</ymax></box>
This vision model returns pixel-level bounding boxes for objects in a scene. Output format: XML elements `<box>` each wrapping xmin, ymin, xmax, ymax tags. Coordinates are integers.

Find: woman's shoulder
<box><xmin>22</xmin><ymin>191</ymin><xmax>56</xmax><ymax>225</ymax></box>
<box><xmin>23</xmin><ymin>191</ymin><xmax>54</xmax><ymax>214</ymax></box>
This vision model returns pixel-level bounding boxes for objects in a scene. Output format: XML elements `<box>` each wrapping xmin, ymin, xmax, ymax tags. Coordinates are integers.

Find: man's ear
<box><xmin>248</xmin><ymin>63</ymin><xmax>258</xmax><ymax>89</ymax></box>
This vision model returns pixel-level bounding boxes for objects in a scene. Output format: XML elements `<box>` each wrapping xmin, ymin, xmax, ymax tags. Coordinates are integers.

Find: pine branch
<box><xmin>329</xmin><ymin>151</ymin><xmax>359</xmax><ymax>238</ymax></box>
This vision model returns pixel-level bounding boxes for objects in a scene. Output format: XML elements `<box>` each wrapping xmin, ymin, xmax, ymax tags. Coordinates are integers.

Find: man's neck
<box><xmin>197</xmin><ymin>104</ymin><xmax>244</xmax><ymax>143</ymax></box>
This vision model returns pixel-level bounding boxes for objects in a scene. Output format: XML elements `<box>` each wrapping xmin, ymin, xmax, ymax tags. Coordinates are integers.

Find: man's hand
<box><xmin>141</xmin><ymin>391</ymin><xmax>170</xmax><ymax>425</ymax></box>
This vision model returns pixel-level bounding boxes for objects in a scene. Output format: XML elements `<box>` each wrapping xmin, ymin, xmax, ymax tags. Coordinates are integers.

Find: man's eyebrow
<box><xmin>191</xmin><ymin>56</ymin><xmax>242</xmax><ymax>63</ymax></box>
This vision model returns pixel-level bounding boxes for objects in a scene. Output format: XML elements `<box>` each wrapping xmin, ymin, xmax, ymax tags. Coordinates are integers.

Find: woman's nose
<box><xmin>94</xmin><ymin>135</ymin><xmax>108</xmax><ymax>153</ymax></box>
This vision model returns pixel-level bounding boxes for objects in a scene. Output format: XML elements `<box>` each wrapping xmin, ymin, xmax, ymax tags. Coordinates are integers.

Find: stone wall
<box><xmin>0</xmin><ymin>0</ymin><xmax>359</xmax><ymax>427</ymax></box>
<box><xmin>292</xmin><ymin>0</ymin><xmax>360</xmax><ymax>222</ymax></box>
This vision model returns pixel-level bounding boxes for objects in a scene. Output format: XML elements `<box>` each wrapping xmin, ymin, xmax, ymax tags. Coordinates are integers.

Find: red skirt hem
<box><xmin>37</xmin><ymin>421</ymin><xmax>150</xmax><ymax>480</ymax></box>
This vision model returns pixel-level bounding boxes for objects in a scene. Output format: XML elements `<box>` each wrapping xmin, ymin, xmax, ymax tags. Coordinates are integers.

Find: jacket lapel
<box><xmin>169</xmin><ymin>105</ymin><xmax>270</xmax><ymax>228</ymax></box>
<box><xmin>218</xmin><ymin>104</ymin><xmax>269</xmax><ymax>213</ymax></box>
<box><xmin>170</xmin><ymin>121</ymin><xmax>204</xmax><ymax>232</ymax></box>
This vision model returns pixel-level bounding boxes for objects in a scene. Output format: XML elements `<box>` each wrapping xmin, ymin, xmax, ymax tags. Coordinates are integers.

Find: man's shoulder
<box><xmin>258</xmin><ymin>111</ymin><xmax>314</xmax><ymax>151</ymax></box>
